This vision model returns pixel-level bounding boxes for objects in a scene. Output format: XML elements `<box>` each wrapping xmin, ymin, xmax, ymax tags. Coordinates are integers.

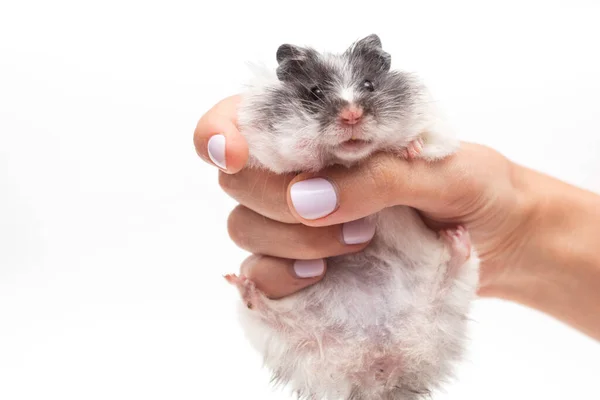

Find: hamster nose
<box><xmin>340</xmin><ymin>106</ymin><xmax>363</xmax><ymax>125</ymax></box>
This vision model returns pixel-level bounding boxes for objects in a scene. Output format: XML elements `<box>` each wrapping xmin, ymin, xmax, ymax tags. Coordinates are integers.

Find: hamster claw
<box><xmin>440</xmin><ymin>225</ymin><xmax>472</xmax><ymax>277</ymax></box>
<box><xmin>224</xmin><ymin>273</ymin><xmax>261</xmax><ymax>310</ymax></box>
<box><xmin>400</xmin><ymin>137</ymin><xmax>424</xmax><ymax>160</ymax></box>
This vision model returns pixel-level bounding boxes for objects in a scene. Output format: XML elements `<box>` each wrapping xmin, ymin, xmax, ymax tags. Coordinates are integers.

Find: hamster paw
<box><xmin>440</xmin><ymin>225</ymin><xmax>472</xmax><ymax>276</ymax></box>
<box><xmin>224</xmin><ymin>273</ymin><xmax>262</xmax><ymax>310</ymax></box>
<box><xmin>399</xmin><ymin>137</ymin><xmax>424</xmax><ymax>160</ymax></box>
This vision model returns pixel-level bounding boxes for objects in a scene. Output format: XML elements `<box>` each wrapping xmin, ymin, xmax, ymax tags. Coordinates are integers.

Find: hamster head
<box><xmin>239</xmin><ymin>34</ymin><xmax>430</xmax><ymax>173</ymax></box>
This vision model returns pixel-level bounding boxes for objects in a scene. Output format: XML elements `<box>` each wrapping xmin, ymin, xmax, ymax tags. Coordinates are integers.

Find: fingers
<box><xmin>218</xmin><ymin>144</ymin><xmax>469</xmax><ymax>226</ymax></box>
<box><xmin>219</xmin><ymin>168</ymin><xmax>297</xmax><ymax>223</ymax></box>
<box><xmin>193</xmin><ymin>95</ymin><xmax>248</xmax><ymax>174</ymax></box>
<box><xmin>240</xmin><ymin>255</ymin><xmax>326</xmax><ymax>299</ymax></box>
<box><xmin>227</xmin><ymin>204</ymin><xmax>376</xmax><ymax>299</ymax></box>
<box><xmin>227</xmin><ymin>205</ymin><xmax>374</xmax><ymax>259</ymax></box>
<box><xmin>286</xmin><ymin>148</ymin><xmax>469</xmax><ymax>227</ymax></box>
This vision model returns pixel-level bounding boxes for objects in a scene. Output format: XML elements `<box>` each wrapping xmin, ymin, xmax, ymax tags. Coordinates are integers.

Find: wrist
<box><xmin>476</xmin><ymin>162</ymin><xmax>542</xmax><ymax>299</ymax></box>
<box><xmin>483</xmin><ymin>163</ymin><xmax>600</xmax><ymax>339</ymax></box>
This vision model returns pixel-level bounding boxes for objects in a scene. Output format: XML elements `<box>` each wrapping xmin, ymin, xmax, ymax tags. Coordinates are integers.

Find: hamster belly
<box><xmin>236</xmin><ymin>206</ymin><xmax>479</xmax><ymax>400</ymax></box>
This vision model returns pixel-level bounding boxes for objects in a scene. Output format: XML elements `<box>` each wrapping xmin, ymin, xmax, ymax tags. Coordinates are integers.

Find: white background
<box><xmin>1</xmin><ymin>1</ymin><xmax>599</xmax><ymax>399</ymax></box>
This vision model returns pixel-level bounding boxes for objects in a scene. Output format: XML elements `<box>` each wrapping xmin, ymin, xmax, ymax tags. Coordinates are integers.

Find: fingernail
<box><xmin>290</xmin><ymin>178</ymin><xmax>338</xmax><ymax>220</ymax></box>
<box><xmin>293</xmin><ymin>259</ymin><xmax>325</xmax><ymax>278</ymax></box>
<box><xmin>342</xmin><ymin>217</ymin><xmax>376</xmax><ymax>245</ymax></box>
<box><xmin>207</xmin><ymin>134</ymin><xmax>226</xmax><ymax>170</ymax></box>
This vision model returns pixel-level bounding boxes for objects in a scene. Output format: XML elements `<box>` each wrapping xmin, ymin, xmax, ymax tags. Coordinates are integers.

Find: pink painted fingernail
<box><xmin>342</xmin><ymin>217</ymin><xmax>376</xmax><ymax>245</ymax></box>
<box><xmin>207</xmin><ymin>134</ymin><xmax>226</xmax><ymax>169</ymax></box>
<box><xmin>290</xmin><ymin>178</ymin><xmax>338</xmax><ymax>220</ymax></box>
<box><xmin>293</xmin><ymin>259</ymin><xmax>325</xmax><ymax>278</ymax></box>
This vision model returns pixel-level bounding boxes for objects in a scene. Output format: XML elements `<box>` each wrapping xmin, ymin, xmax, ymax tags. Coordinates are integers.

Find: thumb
<box><xmin>193</xmin><ymin>95</ymin><xmax>249</xmax><ymax>174</ymax></box>
<box><xmin>285</xmin><ymin>150</ymin><xmax>459</xmax><ymax>227</ymax></box>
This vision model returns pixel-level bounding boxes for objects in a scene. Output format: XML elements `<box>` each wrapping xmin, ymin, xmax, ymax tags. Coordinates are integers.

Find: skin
<box><xmin>194</xmin><ymin>95</ymin><xmax>600</xmax><ymax>341</ymax></box>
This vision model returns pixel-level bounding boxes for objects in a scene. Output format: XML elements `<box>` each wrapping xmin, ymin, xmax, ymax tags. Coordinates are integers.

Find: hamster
<box><xmin>225</xmin><ymin>34</ymin><xmax>480</xmax><ymax>400</ymax></box>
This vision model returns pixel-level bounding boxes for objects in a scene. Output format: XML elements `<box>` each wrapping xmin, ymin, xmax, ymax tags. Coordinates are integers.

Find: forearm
<box><xmin>494</xmin><ymin>165</ymin><xmax>600</xmax><ymax>340</ymax></box>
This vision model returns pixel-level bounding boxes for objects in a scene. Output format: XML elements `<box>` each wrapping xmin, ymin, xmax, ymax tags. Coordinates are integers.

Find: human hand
<box><xmin>194</xmin><ymin>95</ymin><xmax>534</xmax><ymax>300</ymax></box>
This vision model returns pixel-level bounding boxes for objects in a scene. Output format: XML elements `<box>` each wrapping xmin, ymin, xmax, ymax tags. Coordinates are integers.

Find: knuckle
<box><xmin>218</xmin><ymin>168</ymin><xmax>255</xmax><ymax>200</ymax></box>
<box><xmin>240</xmin><ymin>255</ymin><xmax>261</xmax><ymax>280</ymax></box>
<box><xmin>304</xmin><ymin>228</ymin><xmax>337</xmax><ymax>258</ymax></box>
<box><xmin>218</xmin><ymin>170</ymin><xmax>238</xmax><ymax>195</ymax></box>
<box><xmin>298</xmin><ymin>240</ymin><xmax>324</xmax><ymax>260</ymax></box>
<box><xmin>227</xmin><ymin>205</ymin><xmax>251</xmax><ymax>249</ymax></box>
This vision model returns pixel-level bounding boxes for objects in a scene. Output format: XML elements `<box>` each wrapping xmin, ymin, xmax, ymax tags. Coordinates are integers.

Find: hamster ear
<box><xmin>355</xmin><ymin>34</ymin><xmax>383</xmax><ymax>50</ymax></box>
<box><xmin>346</xmin><ymin>34</ymin><xmax>391</xmax><ymax>72</ymax></box>
<box><xmin>276</xmin><ymin>44</ymin><xmax>311</xmax><ymax>82</ymax></box>
<box><xmin>276</xmin><ymin>44</ymin><xmax>308</xmax><ymax>64</ymax></box>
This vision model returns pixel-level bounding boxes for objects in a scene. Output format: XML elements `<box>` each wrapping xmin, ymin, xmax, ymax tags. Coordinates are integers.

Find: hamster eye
<box><xmin>362</xmin><ymin>79</ymin><xmax>375</xmax><ymax>92</ymax></box>
<box><xmin>310</xmin><ymin>86</ymin><xmax>324</xmax><ymax>100</ymax></box>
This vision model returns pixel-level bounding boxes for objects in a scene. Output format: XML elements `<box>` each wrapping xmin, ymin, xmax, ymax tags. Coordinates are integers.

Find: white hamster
<box><xmin>225</xmin><ymin>34</ymin><xmax>480</xmax><ymax>400</ymax></box>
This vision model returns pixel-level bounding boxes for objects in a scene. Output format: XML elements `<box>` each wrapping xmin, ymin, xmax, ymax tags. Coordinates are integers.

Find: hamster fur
<box><xmin>226</xmin><ymin>34</ymin><xmax>480</xmax><ymax>400</ymax></box>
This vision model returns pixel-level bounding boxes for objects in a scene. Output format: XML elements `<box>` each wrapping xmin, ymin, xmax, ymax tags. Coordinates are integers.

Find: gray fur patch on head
<box><xmin>275</xmin><ymin>43</ymin><xmax>320</xmax><ymax>82</ymax></box>
<box><xmin>344</xmin><ymin>34</ymin><xmax>392</xmax><ymax>73</ymax></box>
<box><xmin>276</xmin><ymin>44</ymin><xmax>308</xmax><ymax>63</ymax></box>
<box><xmin>269</xmin><ymin>34</ymin><xmax>415</xmax><ymax>126</ymax></box>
